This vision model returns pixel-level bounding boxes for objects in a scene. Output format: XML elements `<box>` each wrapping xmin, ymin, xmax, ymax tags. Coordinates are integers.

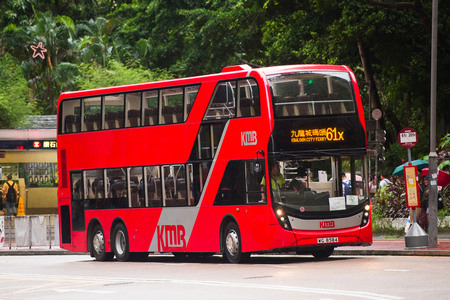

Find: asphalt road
<box><xmin>0</xmin><ymin>254</ymin><xmax>448</xmax><ymax>299</ymax></box>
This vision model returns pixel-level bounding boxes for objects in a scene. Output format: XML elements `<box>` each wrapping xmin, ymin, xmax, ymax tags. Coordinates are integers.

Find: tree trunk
<box><xmin>357</xmin><ymin>39</ymin><xmax>401</xmax><ymax>145</ymax></box>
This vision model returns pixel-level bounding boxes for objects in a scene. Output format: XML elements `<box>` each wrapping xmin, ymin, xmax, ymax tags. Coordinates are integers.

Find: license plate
<box><xmin>317</xmin><ymin>237</ymin><xmax>338</xmax><ymax>244</ymax></box>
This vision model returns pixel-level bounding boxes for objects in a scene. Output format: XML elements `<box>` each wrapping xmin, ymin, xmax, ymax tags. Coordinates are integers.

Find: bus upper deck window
<box><xmin>204</xmin><ymin>81</ymin><xmax>236</xmax><ymax>120</ymax></box>
<box><xmin>269</xmin><ymin>72</ymin><xmax>356</xmax><ymax>118</ymax></box>
<box><xmin>61</xmin><ymin>99</ymin><xmax>81</xmax><ymax>134</ymax></box>
<box><xmin>104</xmin><ymin>94</ymin><xmax>125</xmax><ymax>130</ymax></box>
<box><xmin>237</xmin><ymin>78</ymin><xmax>260</xmax><ymax>117</ymax></box>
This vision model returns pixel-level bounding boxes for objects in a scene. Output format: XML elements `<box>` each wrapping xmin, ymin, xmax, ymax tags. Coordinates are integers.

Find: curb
<box><xmin>333</xmin><ymin>249</ymin><xmax>450</xmax><ymax>257</ymax></box>
<box><xmin>0</xmin><ymin>249</ymin><xmax>88</xmax><ymax>256</ymax></box>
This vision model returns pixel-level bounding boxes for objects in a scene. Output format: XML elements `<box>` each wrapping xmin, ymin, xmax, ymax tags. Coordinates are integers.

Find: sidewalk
<box><xmin>334</xmin><ymin>238</ymin><xmax>450</xmax><ymax>257</ymax></box>
<box><xmin>0</xmin><ymin>245</ymin><xmax>87</xmax><ymax>256</ymax></box>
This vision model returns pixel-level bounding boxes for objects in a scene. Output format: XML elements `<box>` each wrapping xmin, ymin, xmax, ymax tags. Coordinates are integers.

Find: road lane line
<box><xmin>0</xmin><ymin>273</ymin><xmax>403</xmax><ymax>300</ymax></box>
<box><xmin>54</xmin><ymin>288</ymin><xmax>115</xmax><ymax>294</ymax></box>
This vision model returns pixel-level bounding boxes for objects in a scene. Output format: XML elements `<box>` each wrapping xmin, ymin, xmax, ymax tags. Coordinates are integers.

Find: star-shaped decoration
<box><xmin>30</xmin><ymin>42</ymin><xmax>47</xmax><ymax>59</ymax></box>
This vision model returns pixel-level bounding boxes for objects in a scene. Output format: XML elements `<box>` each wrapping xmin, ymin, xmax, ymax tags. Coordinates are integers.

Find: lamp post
<box><xmin>428</xmin><ymin>0</ymin><xmax>439</xmax><ymax>248</ymax></box>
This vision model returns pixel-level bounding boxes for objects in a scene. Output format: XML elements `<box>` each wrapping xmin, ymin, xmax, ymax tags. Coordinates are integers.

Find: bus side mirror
<box><xmin>254</xmin><ymin>150</ymin><xmax>264</xmax><ymax>172</ymax></box>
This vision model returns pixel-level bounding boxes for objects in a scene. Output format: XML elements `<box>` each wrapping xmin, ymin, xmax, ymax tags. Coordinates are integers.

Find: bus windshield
<box><xmin>268</xmin><ymin>71</ymin><xmax>356</xmax><ymax>117</ymax></box>
<box><xmin>268</xmin><ymin>155</ymin><xmax>368</xmax><ymax>216</ymax></box>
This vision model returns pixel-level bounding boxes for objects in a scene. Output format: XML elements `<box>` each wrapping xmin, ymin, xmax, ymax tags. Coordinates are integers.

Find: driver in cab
<box><xmin>261</xmin><ymin>163</ymin><xmax>285</xmax><ymax>201</ymax></box>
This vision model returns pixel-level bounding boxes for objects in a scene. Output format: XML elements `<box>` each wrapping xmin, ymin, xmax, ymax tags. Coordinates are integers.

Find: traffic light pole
<box><xmin>371</xmin><ymin>109</ymin><xmax>383</xmax><ymax>187</ymax></box>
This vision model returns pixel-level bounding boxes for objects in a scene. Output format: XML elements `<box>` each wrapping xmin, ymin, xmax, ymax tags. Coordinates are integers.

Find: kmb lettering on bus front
<box><xmin>157</xmin><ymin>225</ymin><xmax>186</xmax><ymax>251</ymax></box>
<box><xmin>320</xmin><ymin>221</ymin><xmax>335</xmax><ymax>228</ymax></box>
<box><xmin>241</xmin><ymin>131</ymin><xmax>257</xmax><ymax>146</ymax></box>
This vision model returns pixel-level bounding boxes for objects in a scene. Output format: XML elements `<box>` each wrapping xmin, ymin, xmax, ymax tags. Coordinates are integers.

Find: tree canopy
<box><xmin>0</xmin><ymin>0</ymin><xmax>449</xmax><ymax>173</ymax></box>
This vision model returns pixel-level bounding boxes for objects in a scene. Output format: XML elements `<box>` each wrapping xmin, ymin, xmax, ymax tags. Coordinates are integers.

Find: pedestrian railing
<box><xmin>0</xmin><ymin>215</ymin><xmax>59</xmax><ymax>250</ymax></box>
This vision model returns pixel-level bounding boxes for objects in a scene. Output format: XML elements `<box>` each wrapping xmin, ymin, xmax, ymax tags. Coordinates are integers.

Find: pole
<box><xmin>375</xmin><ymin>119</ymin><xmax>379</xmax><ymax>187</ymax></box>
<box><xmin>407</xmin><ymin>149</ymin><xmax>416</xmax><ymax>223</ymax></box>
<box><xmin>428</xmin><ymin>0</ymin><xmax>438</xmax><ymax>248</ymax></box>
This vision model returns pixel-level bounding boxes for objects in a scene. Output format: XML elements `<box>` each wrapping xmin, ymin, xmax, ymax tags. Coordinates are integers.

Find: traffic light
<box><xmin>376</xmin><ymin>129</ymin><xmax>386</xmax><ymax>143</ymax></box>
<box><xmin>377</xmin><ymin>152</ymin><xmax>385</xmax><ymax>165</ymax></box>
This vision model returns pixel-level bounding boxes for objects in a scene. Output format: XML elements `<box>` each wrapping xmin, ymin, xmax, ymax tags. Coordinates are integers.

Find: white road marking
<box><xmin>54</xmin><ymin>288</ymin><xmax>115</xmax><ymax>294</ymax></box>
<box><xmin>0</xmin><ymin>273</ymin><xmax>403</xmax><ymax>300</ymax></box>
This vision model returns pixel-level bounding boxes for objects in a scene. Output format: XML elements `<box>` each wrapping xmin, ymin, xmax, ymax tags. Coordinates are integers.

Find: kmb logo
<box><xmin>157</xmin><ymin>225</ymin><xmax>186</xmax><ymax>251</ymax></box>
<box><xmin>241</xmin><ymin>131</ymin><xmax>257</xmax><ymax>146</ymax></box>
<box><xmin>320</xmin><ymin>221</ymin><xmax>335</xmax><ymax>228</ymax></box>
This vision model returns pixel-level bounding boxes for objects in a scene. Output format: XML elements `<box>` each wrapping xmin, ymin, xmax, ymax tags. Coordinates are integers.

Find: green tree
<box><xmin>76</xmin><ymin>17</ymin><xmax>118</xmax><ymax>67</ymax></box>
<box><xmin>75</xmin><ymin>60</ymin><xmax>174</xmax><ymax>90</ymax></box>
<box><xmin>0</xmin><ymin>54</ymin><xmax>34</xmax><ymax>128</ymax></box>
<box><xmin>2</xmin><ymin>8</ymin><xmax>78</xmax><ymax>114</ymax></box>
<box><xmin>112</xmin><ymin>0</ymin><xmax>267</xmax><ymax>76</ymax></box>
<box><xmin>258</xmin><ymin>0</ymin><xmax>449</xmax><ymax>168</ymax></box>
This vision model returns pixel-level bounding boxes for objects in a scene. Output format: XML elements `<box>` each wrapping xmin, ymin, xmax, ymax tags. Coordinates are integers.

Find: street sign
<box><xmin>398</xmin><ymin>128</ymin><xmax>418</xmax><ymax>149</ymax></box>
<box><xmin>372</xmin><ymin>109</ymin><xmax>382</xmax><ymax>120</ymax></box>
<box><xmin>404</xmin><ymin>165</ymin><xmax>420</xmax><ymax>208</ymax></box>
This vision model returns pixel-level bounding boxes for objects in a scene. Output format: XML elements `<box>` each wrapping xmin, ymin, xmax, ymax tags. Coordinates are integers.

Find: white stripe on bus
<box><xmin>148</xmin><ymin>120</ymin><xmax>231</xmax><ymax>252</ymax></box>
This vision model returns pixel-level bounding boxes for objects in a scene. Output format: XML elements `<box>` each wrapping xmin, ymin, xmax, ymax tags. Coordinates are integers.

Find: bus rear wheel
<box><xmin>311</xmin><ymin>246</ymin><xmax>334</xmax><ymax>259</ymax></box>
<box><xmin>112</xmin><ymin>223</ymin><xmax>130</xmax><ymax>262</ymax></box>
<box><xmin>91</xmin><ymin>224</ymin><xmax>114</xmax><ymax>261</ymax></box>
<box><xmin>223</xmin><ymin>222</ymin><xmax>250</xmax><ymax>263</ymax></box>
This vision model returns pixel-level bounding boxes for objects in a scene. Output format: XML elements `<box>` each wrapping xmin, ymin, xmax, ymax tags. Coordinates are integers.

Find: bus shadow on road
<box><xmin>90</xmin><ymin>253</ymin><xmax>360</xmax><ymax>264</ymax></box>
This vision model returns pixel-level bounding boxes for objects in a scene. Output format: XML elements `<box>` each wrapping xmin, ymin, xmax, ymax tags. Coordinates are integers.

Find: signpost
<box><xmin>398</xmin><ymin>128</ymin><xmax>428</xmax><ymax>249</ymax></box>
<box><xmin>398</xmin><ymin>128</ymin><xmax>418</xmax><ymax>161</ymax></box>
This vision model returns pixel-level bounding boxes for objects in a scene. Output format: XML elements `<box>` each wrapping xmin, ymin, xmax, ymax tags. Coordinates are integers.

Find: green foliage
<box><xmin>373</xmin><ymin>174</ymin><xmax>450</xmax><ymax>225</ymax></box>
<box><xmin>75</xmin><ymin>60</ymin><xmax>174</xmax><ymax>90</ymax></box>
<box><xmin>372</xmin><ymin>176</ymin><xmax>409</xmax><ymax>219</ymax></box>
<box><xmin>2</xmin><ymin>8</ymin><xmax>78</xmax><ymax>114</ymax></box>
<box><xmin>438</xmin><ymin>134</ymin><xmax>450</xmax><ymax>173</ymax></box>
<box><xmin>0</xmin><ymin>54</ymin><xmax>34</xmax><ymax>128</ymax></box>
<box><xmin>76</xmin><ymin>17</ymin><xmax>117</xmax><ymax>67</ymax></box>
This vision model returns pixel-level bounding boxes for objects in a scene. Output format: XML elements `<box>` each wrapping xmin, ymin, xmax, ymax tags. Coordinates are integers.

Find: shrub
<box><xmin>372</xmin><ymin>176</ymin><xmax>409</xmax><ymax>219</ymax></box>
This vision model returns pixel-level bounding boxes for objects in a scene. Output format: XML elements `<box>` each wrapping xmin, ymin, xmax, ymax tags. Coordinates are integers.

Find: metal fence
<box><xmin>0</xmin><ymin>215</ymin><xmax>59</xmax><ymax>249</ymax></box>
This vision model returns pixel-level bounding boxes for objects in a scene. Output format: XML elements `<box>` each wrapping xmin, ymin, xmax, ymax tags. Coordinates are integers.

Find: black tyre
<box><xmin>112</xmin><ymin>223</ymin><xmax>130</xmax><ymax>262</ymax></box>
<box><xmin>91</xmin><ymin>224</ymin><xmax>114</xmax><ymax>261</ymax></box>
<box><xmin>129</xmin><ymin>252</ymin><xmax>149</xmax><ymax>261</ymax></box>
<box><xmin>223</xmin><ymin>222</ymin><xmax>250</xmax><ymax>263</ymax></box>
<box><xmin>311</xmin><ymin>246</ymin><xmax>334</xmax><ymax>259</ymax></box>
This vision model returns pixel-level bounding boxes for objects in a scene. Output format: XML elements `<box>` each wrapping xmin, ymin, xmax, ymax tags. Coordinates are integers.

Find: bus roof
<box><xmin>58</xmin><ymin>64</ymin><xmax>353</xmax><ymax>101</ymax></box>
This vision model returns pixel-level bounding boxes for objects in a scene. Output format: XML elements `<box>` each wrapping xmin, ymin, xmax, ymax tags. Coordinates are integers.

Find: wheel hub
<box><xmin>93</xmin><ymin>231</ymin><xmax>105</xmax><ymax>254</ymax></box>
<box><xmin>226</xmin><ymin>229</ymin><xmax>239</xmax><ymax>256</ymax></box>
<box><xmin>115</xmin><ymin>230</ymin><xmax>126</xmax><ymax>256</ymax></box>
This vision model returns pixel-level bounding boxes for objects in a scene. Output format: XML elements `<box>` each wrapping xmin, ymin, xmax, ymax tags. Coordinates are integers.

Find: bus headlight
<box><xmin>361</xmin><ymin>202</ymin><xmax>371</xmax><ymax>227</ymax></box>
<box><xmin>274</xmin><ymin>207</ymin><xmax>292</xmax><ymax>230</ymax></box>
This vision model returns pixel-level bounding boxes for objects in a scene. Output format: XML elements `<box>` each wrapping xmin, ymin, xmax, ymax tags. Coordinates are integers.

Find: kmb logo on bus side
<box><xmin>320</xmin><ymin>221</ymin><xmax>335</xmax><ymax>228</ymax></box>
<box><xmin>157</xmin><ymin>225</ymin><xmax>186</xmax><ymax>251</ymax></box>
<box><xmin>241</xmin><ymin>131</ymin><xmax>257</xmax><ymax>146</ymax></box>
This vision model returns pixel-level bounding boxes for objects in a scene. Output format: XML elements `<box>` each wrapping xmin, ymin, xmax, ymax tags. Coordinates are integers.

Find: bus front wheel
<box><xmin>112</xmin><ymin>223</ymin><xmax>130</xmax><ymax>262</ymax></box>
<box><xmin>311</xmin><ymin>246</ymin><xmax>334</xmax><ymax>259</ymax></box>
<box><xmin>223</xmin><ymin>222</ymin><xmax>249</xmax><ymax>263</ymax></box>
<box><xmin>91</xmin><ymin>224</ymin><xmax>114</xmax><ymax>261</ymax></box>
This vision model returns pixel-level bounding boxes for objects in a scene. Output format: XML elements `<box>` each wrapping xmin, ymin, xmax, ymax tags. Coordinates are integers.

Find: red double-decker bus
<box><xmin>57</xmin><ymin>64</ymin><xmax>372</xmax><ymax>263</ymax></box>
